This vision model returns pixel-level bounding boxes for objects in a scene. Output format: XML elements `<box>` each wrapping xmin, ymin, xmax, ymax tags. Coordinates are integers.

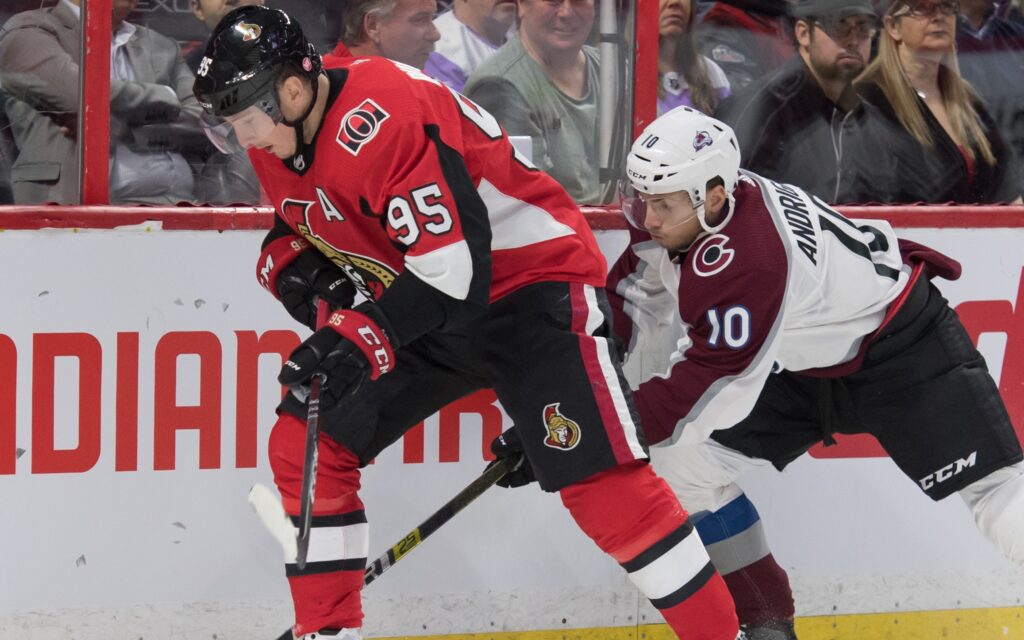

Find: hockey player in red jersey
<box><xmin>193</xmin><ymin>7</ymin><xmax>742</xmax><ymax>640</ymax></box>
<box><xmin>607</xmin><ymin>107</ymin><xmax>1024</xmax><ymax>639</ymax></box>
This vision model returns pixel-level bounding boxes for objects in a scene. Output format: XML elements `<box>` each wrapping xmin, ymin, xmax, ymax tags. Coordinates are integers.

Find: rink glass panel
<box><xmin>0</xmin><ymin>0</ymin><xmax>644</xmax><ymax>207</ymax></box>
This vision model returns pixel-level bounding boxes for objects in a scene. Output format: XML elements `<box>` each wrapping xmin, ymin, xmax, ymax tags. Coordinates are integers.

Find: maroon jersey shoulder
<box><xmin>677</xmin><ymin>180</ymin><xmax>789</xmax><ymax>325</ymax></box>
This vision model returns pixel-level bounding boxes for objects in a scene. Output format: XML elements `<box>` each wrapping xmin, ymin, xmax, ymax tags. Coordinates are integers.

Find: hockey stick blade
<box><xmin>273</xmin><ymin>454</ymin><xmax>518</xmax><ymax>639</ymax></box>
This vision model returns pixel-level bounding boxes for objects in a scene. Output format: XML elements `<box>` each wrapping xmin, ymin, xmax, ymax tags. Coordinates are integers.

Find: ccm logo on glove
<box><xmin>327</xmin><ymin>311</ymin><xmax>394</xmax><ymax>378</ymax></box>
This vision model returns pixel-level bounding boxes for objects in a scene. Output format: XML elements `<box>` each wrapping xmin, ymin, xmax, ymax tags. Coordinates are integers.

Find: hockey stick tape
<box><xmin>248</xmin><ymin>484</ymin><xmax>299</xmax><ymax>563</ymax></box>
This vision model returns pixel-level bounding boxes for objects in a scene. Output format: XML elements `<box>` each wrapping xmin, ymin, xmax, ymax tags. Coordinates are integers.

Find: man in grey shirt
<box><xmin>464</xmin><ymin>0</ymin><xmax>600</xmax><ymax>204</ymax></box>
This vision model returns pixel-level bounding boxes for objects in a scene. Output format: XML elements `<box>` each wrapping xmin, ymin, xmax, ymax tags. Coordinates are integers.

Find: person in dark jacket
<box><xmin>715</xmin><ymin>0</ymin><xmax>881</xmax><ymax>202</ymax></box>
<box><xmin>853</xmin><ymin>0</ymin><xmax>1022</xmax><ymax>203</ymax></box>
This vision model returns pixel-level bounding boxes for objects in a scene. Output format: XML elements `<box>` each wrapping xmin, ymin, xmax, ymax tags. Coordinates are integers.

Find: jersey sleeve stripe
<box><xmin>404</xmin><ymin>240</ymin><xmax>474</xmax><ymax>300</ymax></box>
<box><xmin>478</xmin><ymin>178</ymin><xmax>577</xmax><ymax>250</ymax></box>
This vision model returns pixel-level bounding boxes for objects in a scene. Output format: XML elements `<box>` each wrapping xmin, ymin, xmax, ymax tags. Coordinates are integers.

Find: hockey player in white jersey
<box><xmin>605</xmin><ymin>107</ymin><xmax>1024</xmax><ymax>639</ymax></box>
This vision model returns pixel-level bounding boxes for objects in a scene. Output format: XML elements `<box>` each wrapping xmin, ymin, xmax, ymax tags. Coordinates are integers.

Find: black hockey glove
<box><xmin>278</xmin><ymin>251</ymin><xmax>356</xmax><ymax>330</ymax></box>
<box><xmin>488</xmin><ymin>427</ymin><xmax>536</xmax><ymax>488</ymax></box>
<box><xmin>257</xmin><ymin>236</ymin><xmax>356</xmax><ymax>330</ymax></box>
<box><xmin>278</xmin><ymin>304</ymin><xmax>397</xmax><ymax>409</ymax></box>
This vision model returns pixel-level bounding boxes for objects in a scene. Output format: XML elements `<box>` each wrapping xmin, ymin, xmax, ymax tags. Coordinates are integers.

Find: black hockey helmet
<box><xmin>193</xmin><ymin>5</ymin><xmax>323</xmax><ymax>122</ymax></box>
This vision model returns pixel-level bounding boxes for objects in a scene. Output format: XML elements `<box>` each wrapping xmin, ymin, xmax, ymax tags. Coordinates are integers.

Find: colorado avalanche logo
<box><xmin>542</xmin><ymin>403</ymin><xmax>581</xmax><ymax>451</ymax></box>
<box><xmin>692</xmin><ymin>234</ymin><xmax>735</xmax><ymax>277</ymax></box>
<box><xmin>693</xmin><ymin>130</ymin><xmax>714</xmax><ymax>151</ymax></box>
<box><xmin>337</xmin><ymin>99</ymin><xmax>390</xmax><ymax>156</ymax></box>
<box><xmin>236</xmin><ymin>22</ymin><xmax>261</xmax><ymax>42</ymax></box>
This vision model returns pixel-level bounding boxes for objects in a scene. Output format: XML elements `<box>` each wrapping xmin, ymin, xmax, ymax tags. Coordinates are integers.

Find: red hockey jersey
<box><xmin>250</xmin><ymin>58</ymin><xmax>605</xmax><ymax>344</ymax></box>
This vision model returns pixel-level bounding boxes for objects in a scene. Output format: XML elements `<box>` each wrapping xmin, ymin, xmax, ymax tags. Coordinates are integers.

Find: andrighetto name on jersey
<box><xmin>772</xmin><ymin>181</ymin><xmax>818</xmax><ymax>266</ymax></box>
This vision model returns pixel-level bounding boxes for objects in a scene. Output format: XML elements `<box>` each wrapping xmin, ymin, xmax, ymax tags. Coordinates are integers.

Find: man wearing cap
<box><xmin>714</xmin><ymin>0</ymin><xmax>881</xmax><ymax>203</ymax></box>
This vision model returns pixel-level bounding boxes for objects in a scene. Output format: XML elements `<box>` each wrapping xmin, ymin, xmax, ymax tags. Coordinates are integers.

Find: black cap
<box><xmin>192</xmin><ymin>5</ymin><xmax>322</xmax><ymax>118</ymax></box>
<box><xmin>790</xmin><ymin>0</ymin><xmax>876</xmax><ymax>17</ymax></box>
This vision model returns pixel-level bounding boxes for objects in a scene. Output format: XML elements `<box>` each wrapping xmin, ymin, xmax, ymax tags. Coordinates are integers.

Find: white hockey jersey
<box><xmin>607</xmin><ymin>171</ymin><xmax>940</xmax><ymax>447</ymax></box>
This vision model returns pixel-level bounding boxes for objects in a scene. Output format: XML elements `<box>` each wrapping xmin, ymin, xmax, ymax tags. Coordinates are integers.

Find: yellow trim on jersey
<box><xmin>375</xmin><ymin>607</ymin><xmax>1024</xmax><ymax>639</ymax></box>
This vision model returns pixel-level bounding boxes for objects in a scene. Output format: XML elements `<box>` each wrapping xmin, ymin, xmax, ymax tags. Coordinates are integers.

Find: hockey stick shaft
<box><xmin>274</xmin><ymin>455</ymin><xmax>516</xmax><ymax>640</ymax></box>
<box><xmin>363</xmin><ymin>454</ymin><xmax>515</xmax><ymax>586</ymax></box>
<box><xmin>295</xmin><ymin>300</ymin><xmax>332</xmax><ymax>570</ymax></box>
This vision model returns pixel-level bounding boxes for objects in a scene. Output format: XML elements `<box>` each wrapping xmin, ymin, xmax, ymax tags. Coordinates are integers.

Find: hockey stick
<box><xmin>259</xmin><ymin>454</ymin><xmax>519</xmax><ymax>640</ymax></box>
<box><xmin>296</xmin><ymin>300</ymin><xmax>331</xmax><ymax>570</ymax></box>
<box><xmin>295</xmin><ymin>372</ymin><xmax>322</xmax><ymax>570</ymax></box>
<box><xmin>362</xmin><ymin>454</ymin><xmax>517</xmax><ymax>586</ymax></box>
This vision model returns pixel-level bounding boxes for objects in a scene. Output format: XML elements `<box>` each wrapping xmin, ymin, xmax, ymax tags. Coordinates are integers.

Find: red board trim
<box><xmin>0</xmin><ymin>205</ymin><xmax>1023</xmax><ymax>231</ymax></box>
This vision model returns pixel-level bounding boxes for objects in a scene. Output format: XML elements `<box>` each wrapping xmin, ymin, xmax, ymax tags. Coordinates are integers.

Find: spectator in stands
<box><xmin>0</xmin><ymin>0</ymin><xmax>200</xmax><ymax>204</ymax></box>
<box><xmin>331</xmin><ymin>0</ymin><xmax>441</xmax><ymax>70</ymax></box>
<box><xmin>956</xmin><ymin>0</ymin><xmax>1024</xmax><ymax>170</ymax></box>
<box><xmin>659</xmin><ymin>0</ymin><xmax>731</xmax><ymax>114</ymax></box>
<box><xmin>854</xmin><ymin>0</ymin><xmax>1022</xmax><ymax>202</ymax></box>
<box><xmin>464</xmin><ymin>0</ymin><xmax>601</xmax><ymax>203</ymax></box>
<box><xmin>698</xmin><ymin>0</ymin><xmax>795</xmax><ymax>90</ymax></box>
<box><xmin>187</xmin><ymin>0</ymin><xmax>265</xmax><ymax>72</ymax></box>
<box><xmin>424</xmin><ymin>0</ymin><xmax>517</xmax><ymax>91</ymax></box>
<box><xmin>715</xmin><ymin>0</ymin><xmax>881</xmax><ymax>201</ymax></box>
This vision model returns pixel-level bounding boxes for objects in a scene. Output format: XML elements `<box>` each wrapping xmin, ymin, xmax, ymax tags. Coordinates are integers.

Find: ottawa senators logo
<box><xmin>236</xmin><ymin>22</ymin><xmax>261</xmax><ymax>42</ymax></box>
<box><xmin>691</xmin><ymin>234</ymin><xmax>735</xmax><ymax>277</ymax></box>
<box><xmin>337</xmin><ymin>99</ymin><xmax>390</xmax><ymax>156</ymax></box>
<box><xmin>542</xmin><ymin>403</ymin><xmax>581</xmax><ymax>451</ymax></box>
<box><xmin>281</xmin><ymin>197</ymin><xmax>398</xmax><ymax>300</ymax></box>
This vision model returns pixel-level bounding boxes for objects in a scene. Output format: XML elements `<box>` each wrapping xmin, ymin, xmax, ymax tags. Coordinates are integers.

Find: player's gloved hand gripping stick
<box><xmin>278</xmin><ymin>303</ymin><xmax>397</xmax><ymax>410</ymax></box>
<box><xmin>488</xmin><ymin>427</ymin><xmax>537</xmax><ymax>488</ymax></box>
<box><xmin>274</xmin><ymin>299</ymin><xmax>397</xmax><ymax>568</ymax></box>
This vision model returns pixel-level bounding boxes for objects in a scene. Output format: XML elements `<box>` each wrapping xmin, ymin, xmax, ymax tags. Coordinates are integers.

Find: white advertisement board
<box><xmin>1</xmin><ymin>225</ymin><xmax>1022</xmax><ymax>639</ymax></box>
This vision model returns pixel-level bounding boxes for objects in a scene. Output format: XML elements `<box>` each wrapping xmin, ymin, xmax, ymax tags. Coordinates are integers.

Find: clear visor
<box><xmin>200</xmin><ymin>105</ymin><xmax>282</xmax><ymax>154</ymax></box>
<box><xmin>618</xmin><ymin>179</ymin><xmax>705</xmax><ymax>236</ymax></box>
<box><xmin>616</xmin><ymin>178</ymin><xmax>648</xmax><ymax>230</ymax></box>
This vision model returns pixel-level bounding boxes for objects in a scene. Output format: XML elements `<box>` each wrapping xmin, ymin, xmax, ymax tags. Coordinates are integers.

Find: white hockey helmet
<box><xmin>622</xmin><ymin>106</ymin><xmax>741</xmax><ymax>234</ymax></box>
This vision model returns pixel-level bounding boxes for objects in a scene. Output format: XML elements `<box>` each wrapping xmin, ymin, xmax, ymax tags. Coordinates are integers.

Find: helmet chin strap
<box><xmin>696</xmin><ymin>193</ymin><xmax>735</xmax><ymax>235</ymax></box>
<box><xmin>666</xmin><ymin>195</ymin><xmax>734</xmax><ymax>253</ymax></box>
<box><xmin>647</xmin><ymin>190</ymin><xmax>735</xmax><ymax>251</ymax></box>
<box><xmin>660</xmin><ymin>210</ymin><xmax>700</xmax><ymax>232</ymax></box>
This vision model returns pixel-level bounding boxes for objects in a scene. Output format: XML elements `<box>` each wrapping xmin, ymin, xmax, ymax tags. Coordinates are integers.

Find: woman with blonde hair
<box><xmin>659</xmin><ymin>0</ymin><xmax>731</xmax><ymax>114</ymax></box>
<box><xmin>853</xmin><ymin>0</ymin><xmax>1021</xmax><ymax>202</ymax></box>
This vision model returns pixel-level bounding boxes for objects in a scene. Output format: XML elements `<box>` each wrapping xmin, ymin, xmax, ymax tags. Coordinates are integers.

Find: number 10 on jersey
<box><xmin>706</xmin><ymin>305</ymin><xmax>751</xmax><ymax>349</ymax></box>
